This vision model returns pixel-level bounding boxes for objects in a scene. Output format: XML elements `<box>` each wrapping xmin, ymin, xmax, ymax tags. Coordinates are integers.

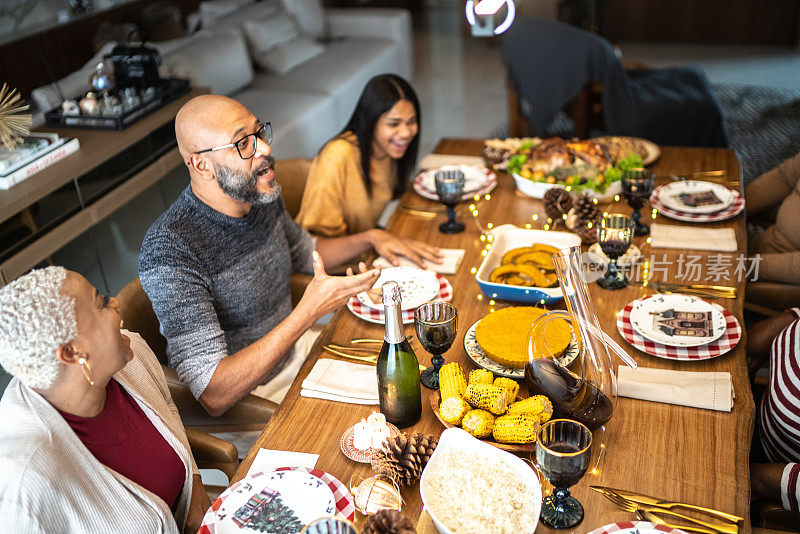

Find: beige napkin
<box><xmin>373</xmin><ymin>248</ymin><xmax>465</xmax><ymax>275</ymax></box>
<box><xmin>300</xmin><ymin>358</ymin><xmax>378</xmax><ymax>405</ymax></box>
<box><xmin>418</xmin><ymin>154</ymin><xmax>485</xmax><ymax>170</ymax></box>
<box><xmin>650</xmin><ymin>223</ymin><xmax>737</xmax><ymax>252</ymax></box>
<box><xmin>617</xmin><ymin>366</ymin><xmax>734</xmax><ymax>412</ymax></box>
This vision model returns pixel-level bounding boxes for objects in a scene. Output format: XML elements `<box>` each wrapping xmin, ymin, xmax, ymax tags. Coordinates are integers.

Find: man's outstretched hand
<box><xmin>297</xmin><ymin>251</ymin><xmax>381</xmax><ymax>319</ymax></box>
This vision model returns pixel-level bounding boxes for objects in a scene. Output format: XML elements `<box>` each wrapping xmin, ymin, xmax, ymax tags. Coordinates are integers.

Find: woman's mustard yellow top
<box><xmin>296</xmin><ymin>132</ymin><xmax>397</xmax><ymax>236</ymax></box>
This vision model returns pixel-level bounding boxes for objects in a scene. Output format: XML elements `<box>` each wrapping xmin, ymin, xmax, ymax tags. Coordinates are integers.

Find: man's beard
<box><xmin>215</xmin><ymin>156</ymin><xmax>281</xmax><ymax>206</ymax></box>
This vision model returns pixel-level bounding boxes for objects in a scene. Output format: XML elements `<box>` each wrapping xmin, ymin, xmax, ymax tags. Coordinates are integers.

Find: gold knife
<box><xmin>589</xmin><ymin>486</ymin><xmax>743</xmax><ymax>523</ymax></box>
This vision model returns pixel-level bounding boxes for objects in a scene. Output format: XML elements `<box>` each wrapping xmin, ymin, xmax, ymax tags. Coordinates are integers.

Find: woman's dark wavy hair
<box><xmin>339</xmin><ymin>74</ymin><xmax>421</xmax><ymax>198</ymax></box>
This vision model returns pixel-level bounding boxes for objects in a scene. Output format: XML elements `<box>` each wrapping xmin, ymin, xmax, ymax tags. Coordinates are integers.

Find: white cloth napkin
<box><xmin>650</xmin><ymin>223</ymin><xmax>737</xmax><ymax>252</ymax></box>
<box><xmin>247</xmin><ymin>448</ymin><xmax>319</xmax><ymax>477</ymax></box>
<box><xmin>418</xmin><ymin>154</ymin><xmax>485</xmax><ymax>170</ymax></box>
<box><xmin>300</xmin><ymin>358</ymin><xmax>379</xmax><ymax>405</ymax></box>
<box><xmin>373</xmin><ymin>248</ymin><xmax>465</xmax><ymax>275</ymax></box>
<box><xmin>618</xmin><ymin>366</ymin><xmax>735</xmax><ymax>412</ymax></box>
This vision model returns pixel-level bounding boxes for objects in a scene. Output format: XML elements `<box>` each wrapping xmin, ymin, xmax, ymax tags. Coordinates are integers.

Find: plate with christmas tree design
<box><xmin>199</xmin><ymin>467</ymin><xmax>355</xmax><ymax>534</ymax></box>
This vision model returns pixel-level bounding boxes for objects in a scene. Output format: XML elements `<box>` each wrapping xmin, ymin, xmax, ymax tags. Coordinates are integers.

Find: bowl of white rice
<box><xmin>420</xmin><ymin>427</ymin><xmax>542</xmax><ymax>534</ymax></box>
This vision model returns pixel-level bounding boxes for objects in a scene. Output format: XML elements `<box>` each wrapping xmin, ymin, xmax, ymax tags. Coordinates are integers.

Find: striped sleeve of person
<box><xmin>781</xmin><ymin>463</ymin><xmax>800</xmax><ymax>513</ymax></box>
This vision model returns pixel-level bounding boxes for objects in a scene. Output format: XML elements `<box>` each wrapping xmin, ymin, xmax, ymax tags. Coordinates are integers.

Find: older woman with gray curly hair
<box><xmin>0</xmin><ymin>267</ymin><xmax>210</xmax><ymax>533</ymax></box>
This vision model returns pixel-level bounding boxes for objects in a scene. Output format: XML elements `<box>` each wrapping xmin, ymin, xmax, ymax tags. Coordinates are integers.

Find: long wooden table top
<box><xmin>233</xmin><ymin>139</ymin><xmax>753</xmax><ymax>532</ymax></box>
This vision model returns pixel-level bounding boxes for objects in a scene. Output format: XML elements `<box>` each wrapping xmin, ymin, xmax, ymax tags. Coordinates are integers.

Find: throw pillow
<box><xmin>280</xmin><ymin>0</ymin><xmax>327</xmax><ymax>40</ymax></box>
<box><xmin>208</xmin><ymin>0</ymin><xmax>281</xmax><ymax>32</ymax></box>
<box><xmin>242</xmin><ymin>12</ymin><xmax>298</xmax><ymax>56</ymax></box>
<box><xmin>254</xmin><ymin>36</ymin><xmax>325</xmax><ymax>75</ymax></box>
<box><xmin>199</xmin><ymin>0</ymin><xmax>254</xmax><ymax>28</ymax></box>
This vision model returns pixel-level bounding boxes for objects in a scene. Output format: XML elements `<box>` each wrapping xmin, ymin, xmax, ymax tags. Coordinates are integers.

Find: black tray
<box><xmin>44</xmin><ymin>79</ymin><xmax>190</xmax><ymax>131</ymax></box>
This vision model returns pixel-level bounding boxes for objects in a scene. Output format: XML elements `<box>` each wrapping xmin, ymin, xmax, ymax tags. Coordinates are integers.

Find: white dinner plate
<box><xmin>657</xmin><ymin>180</ymin><xmax>736</xmax><ymax>214</ymax></box>
<box><xmin>628</xmin><ymin>293</ymin><xmax>727</xmax><ymax>347</ymax></box>
<box><xmin>356</xmin><ymin>266</ymin><xmax>440</xmax><ymax>311</ymax></box>
<box><xmin>213</xmin><ymin>470</ymin><xmax>335</xmax><ymax>533</ymax></box>
<box><xmin>416</xmin><ymin>164</ymin><xmax>491</xmax><ymax>194</ymax></box>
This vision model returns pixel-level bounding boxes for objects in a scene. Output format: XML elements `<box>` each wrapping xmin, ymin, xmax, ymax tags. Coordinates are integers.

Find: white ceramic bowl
<box><xmin>420</xmin><ymin>428</ymin><xmax>542</xmax><ymax>534</ymax></box>
<box><xmin>475</xmin><ymin>224</ymin><xmax>580</xmax><ymax>304</ymax></box>
<box><xmin>512</xmin><ymin>172</ymin><xmax>622</xmax><ymax>202</ymax></box>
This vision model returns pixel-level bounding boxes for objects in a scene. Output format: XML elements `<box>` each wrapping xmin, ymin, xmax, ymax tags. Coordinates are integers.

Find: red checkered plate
<box><xmin>650</xmin><ymin>185</ymin><xmax>744</xmax><ymax>222</ymax></box>
<box><xmin>198</xmin><ymin>467</ymin><xmax>355</xmax><ymax>534</ymax></box>
<box><xmin>587</xmin><ymin>520</ymin><xmax>688</xmax><ymax>534</ymax></box>
<box><xmin>617</xmin><ymin>294</ymin><xmax>741</xmax><ymax>361</ymax></box>
<box><xmin>413</xmin><ymin>166</ymin><xmax>497</xmax><ymax>201</ymax></box>
<box><xmin>347</xmin><ymin>273</ymin><xmax>452</xmax><ymax>324</ymax></box>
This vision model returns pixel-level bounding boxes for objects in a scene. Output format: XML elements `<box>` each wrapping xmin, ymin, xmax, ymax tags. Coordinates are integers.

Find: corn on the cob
<box><xmin>492</xmin><ymin>414</ymin><xmax>540</xmax><ymax>444</ymax></box>
<box><xmin>468</xmin><ymin>368</ymin><xmax>494</xmax><ymax>386</ymax></box>
<box><xmin>463</xmin><ymin>383</ymin><xmax>508</xmax><ymax>415</ymax></box>
<box><xmin>506</xmin><ymin>395</ymin><xmax>553</xmax><ymax>423</ymax></box>
<box><xmin>493</xmin><ymin>376</ymin><xmax>520</xmax><ymax>404</ymax></box>
<box><xmin>439</xmin><ymin>395</ymin><xmax>470</xmax><ymax>425</ymax></box>
<box><xmin>439</xmin><ymin>362</ymin><xmax>467</xmax><ymax>401</ymax></box>
<box><xmin>461</xmin><ymin>409</ymin><xmax>495</xmax><ymax>438</ymax></box>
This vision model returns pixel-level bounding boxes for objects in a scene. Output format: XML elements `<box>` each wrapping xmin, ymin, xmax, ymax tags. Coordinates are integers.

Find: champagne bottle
<box><xmin>377</xmin><ymin>281</ymin><xmax>422</xmax><ymax>428</ymax></box>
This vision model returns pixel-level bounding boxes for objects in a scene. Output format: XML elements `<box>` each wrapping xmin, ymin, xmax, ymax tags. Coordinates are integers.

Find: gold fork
<box><xmin>323</xmin><ymin>345</ymin><xmax>426</xmax><ymax>371</ymax></box>
<box><xmin>601</xmin><ymin>491</ymin><xmax>737</xmax><ymax>534</ymax></box>
<box><xmin>636</xmin><ymin>510</ymin><xmax>717</xmax><ymax>534</ymax></box>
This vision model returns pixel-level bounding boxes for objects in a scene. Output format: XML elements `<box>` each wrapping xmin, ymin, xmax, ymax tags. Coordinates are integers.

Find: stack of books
<box><xmin>0</xmin><ymin>133</ymin><xmax>81</xmax><ymax>190</ymax></box>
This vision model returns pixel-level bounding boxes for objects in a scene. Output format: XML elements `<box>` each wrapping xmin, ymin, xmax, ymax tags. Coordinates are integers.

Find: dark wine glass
<box><xmin>435</xmin><ymin>170</ymin><xmax>466</xmax><ymax>234</ymax></box>
<box><xmin>596</xmin><ymin>214</ymin><xmax>634</xmax><ymax>290</ymax></box>
<box><xmin>415</xmin><ymin>302</ymin><xmax>457</xmax><ymax>389</ymax></box>
<box><xmin>535</xmin><ymin>419</ymin><xmax>593</xmax><ymax>529</ymax></box>
<box><xmin>621</xmin><ymin>168</ymin><xmax>655</xmax><ymax>236</ymax></box>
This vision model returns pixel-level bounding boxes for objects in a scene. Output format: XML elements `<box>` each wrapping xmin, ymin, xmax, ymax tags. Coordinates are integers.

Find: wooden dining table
<box><xmin>231</xmin><ymin>138</ymin><xmax>753</xmax><ymax>532</ymax></box>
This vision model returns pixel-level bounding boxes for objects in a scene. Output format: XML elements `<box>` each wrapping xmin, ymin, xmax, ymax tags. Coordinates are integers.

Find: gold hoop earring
<box><xmin>77</xmin><ymin>357</ymin><xmax>95</xmax><ymax>386</ymax></box>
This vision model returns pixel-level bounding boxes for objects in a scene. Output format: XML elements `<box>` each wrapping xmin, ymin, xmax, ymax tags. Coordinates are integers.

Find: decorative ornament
<box><xmin>361</xmin><ymin>509</ymin><xmax>416</xmax><ymax>534</ymax></box>
<box><xmin>371</xmin><ymin>431</ymin><xmax>437</xmax><ymax>487</ymax></box>
<box><xmin>574</xmin><ymin>224</ymin><xmax>598</xmax><ymax>245</ymax></box>
<box><xmin>543</xmin><ymin>187</ymin><xmax>574</xmax><ymax>221</ymax></box>
<box><xmin>566</xmin><ymin>193</ymin><xmax>600</xmax><ymax>231</ymax></box>
<box><xmin>79</xmin><ymin>92</ymin><xmax>101</xmax><ymax>116</ymax></box>
<box><xmin>0</xmin><ymin>83</ymin><xmax>31</xmax><ymax>150</ymax></box>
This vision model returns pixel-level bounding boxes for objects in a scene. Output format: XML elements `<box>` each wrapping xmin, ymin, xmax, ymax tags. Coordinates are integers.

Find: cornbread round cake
<box><xmin>475</xmin><ymin>307</ymin><xmax>571</xmax><ymax>368</ymax></box>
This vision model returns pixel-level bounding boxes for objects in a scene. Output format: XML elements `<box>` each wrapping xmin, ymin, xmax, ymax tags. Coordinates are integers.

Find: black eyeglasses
<box><xmin>194</xmin><ymin>122</ymin><xmax>272</xmax><ymax>160</ymax></box>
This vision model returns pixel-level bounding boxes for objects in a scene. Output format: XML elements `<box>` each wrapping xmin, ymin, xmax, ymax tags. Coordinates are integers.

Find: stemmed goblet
<box><xmin>621</xmin><ymin>168</ymin><xmax>655</xmax><ymax>236</ymax></box>
<box><xmin>597</xmin><ymin>214</ymin><xmax>634</xmax><ymax>290</ymax></box>
<box><xmin>435</xmin><ymin>169</ymin><xmax>466</xmax><ymax>234</ymax></box>
<box><xmin>535</xmin><ymin>419</ymin><xmax>593</xmax><ymax>529</ymax></box>
<box><xmin>415</xmin><ymin>301</ymin><xmax>457</xmax><ymax>389</ymax></box>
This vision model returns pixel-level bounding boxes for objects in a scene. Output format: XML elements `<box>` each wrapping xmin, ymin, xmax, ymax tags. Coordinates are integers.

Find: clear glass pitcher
<box><xmin>526</xmin><ymin>246</ymin><xmax>633</xmax><ymax>430</ymax></box>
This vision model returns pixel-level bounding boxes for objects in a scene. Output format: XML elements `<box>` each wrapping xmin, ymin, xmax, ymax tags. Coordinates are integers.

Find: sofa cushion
<box><xmin>199</xmin><ymin>0</ymin><xmax>254</xmax><ymax>28</ymax></box>
<box><xmin>161</xmin><ymin>29</ymin><xmax>253</xmax><ymax>95</ymax></box>
<box><xmin>233</xmin><ymin>87</ymin><xmax>336</xmax><ymax>159</ymax></box>
<box><xmin>31</xmin><ymin>42</ymin><xmax>117</xmax><ymax>112</ymax></box>
<box><xmin>280</xmin><ymin>0</ymin><xmax>327</xmax><ymax>39</ymax></box>
<box><xmin>208</xmin><ymin>0</ymin><xmax>281</xmax><ymax>33</ymax></box>
<box><xmin>249</xmin><ymin>39</ymin><xmax>398</xmax><ymax>125</ymax></box>
<box><xmin>253</xmin><ymin>37</ymin><xmax>326</xmax><ymax>75</ymax></box>
<box><xmin>242</xmin><ymin>12</ymin><xmax>298</xmax><ymax>55</ymax></box>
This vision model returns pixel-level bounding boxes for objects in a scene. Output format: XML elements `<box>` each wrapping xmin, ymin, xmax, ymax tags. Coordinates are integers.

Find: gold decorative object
<box><xmin>0</xmin><ymin>83</ymin><xmax>31</xmax><ymax>149</ymax></box>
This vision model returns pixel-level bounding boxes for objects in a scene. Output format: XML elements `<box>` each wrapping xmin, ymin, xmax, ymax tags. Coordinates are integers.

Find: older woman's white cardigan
<box><xmin>0</xmin><ymin>331</ymin><xmax>199</xmax><ymax>533</ymax></box>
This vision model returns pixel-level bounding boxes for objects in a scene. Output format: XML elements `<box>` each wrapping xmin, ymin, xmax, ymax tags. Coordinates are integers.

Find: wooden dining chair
<box><xmin>115</xmin><ymin>278</ymin><xmax>279</xmax><ymax>433</ymax></box>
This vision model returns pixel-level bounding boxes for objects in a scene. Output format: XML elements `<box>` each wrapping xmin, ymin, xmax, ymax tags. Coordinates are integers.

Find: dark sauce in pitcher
<box><xmin>525</xmin><ymin>358</ymin><xmax>613</xmax><ymax>430</ymax></box>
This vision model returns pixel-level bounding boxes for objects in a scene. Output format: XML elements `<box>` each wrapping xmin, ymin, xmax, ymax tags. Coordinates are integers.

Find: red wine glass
<box><xmin>621</xmin><ymin>168</ymin><xmax>654</xmax><ymax>236</ymax></box>
<box><xmin>535</xmin><ymin>419</ymin><xmax>593</xmax><ymax>529</ymax></box>
<box><xmin>415</xmin><ymin>302</ymin><xmax>457</xmax><ymax>390</ymax></box>
<box><xmin>597</xmin><ymin>214</ymin><xmax>633</xmax><ymax>290</ymax></box>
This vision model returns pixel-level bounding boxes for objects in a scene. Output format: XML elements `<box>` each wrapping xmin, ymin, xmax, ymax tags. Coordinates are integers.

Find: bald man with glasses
<box><xmin>139</xmin><ymin>95</ymin><xmax>441</xmax><ymax>416</ymax></box>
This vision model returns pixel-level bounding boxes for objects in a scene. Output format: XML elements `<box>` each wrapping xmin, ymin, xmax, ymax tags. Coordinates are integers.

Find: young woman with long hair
<box><xmin>296</xmin><ymin>74</ymin><xmax>421</xmax><ymax>236</ymax></box>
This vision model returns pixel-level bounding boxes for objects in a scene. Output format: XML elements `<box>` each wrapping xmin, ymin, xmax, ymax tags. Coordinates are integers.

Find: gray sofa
<box><xmin>156</xmin><ymin>2</ymin><xmax>412</xmax><ymax>158</ymax></box>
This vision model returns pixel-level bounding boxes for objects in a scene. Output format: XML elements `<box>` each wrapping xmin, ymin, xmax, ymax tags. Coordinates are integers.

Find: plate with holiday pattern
<box><xmin>628</xmin><ymin>293</ymin><xmax>727</xmax><ymax>347</ymax></box>
<box><xmin>199</xmin><ymin>468</ymin><xmax>355</xmax><ymax>534</ymax></box>
<box><xmin>587</xmin><ymin>520</ymin><xmax>688</xmax><ymax>534</ymax></box>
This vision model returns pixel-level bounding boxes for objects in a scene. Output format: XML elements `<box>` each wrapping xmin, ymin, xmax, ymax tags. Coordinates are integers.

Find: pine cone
<box><xmin>575</xmin><ymin>223</ymin><xmax>598</xmax><ymax>245</ymax></box>
<box><xmin>371</xmin><ymin>432</ymin><xmax>438</xmax><ymax>487</ymax></box>
<box><xmin>566</xmin><ymin>194</ymin><xmax>600</xmax><ymax>230</ymax></box>
<box><xmin>543</xmin><ymin>187</ymin><xmax>573</xmax><ymax>221</ymax></box>
<box><xmin>361</xmin><ymin>509</ymin><xmax>416</xmax><ymax>534</ymax></box>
